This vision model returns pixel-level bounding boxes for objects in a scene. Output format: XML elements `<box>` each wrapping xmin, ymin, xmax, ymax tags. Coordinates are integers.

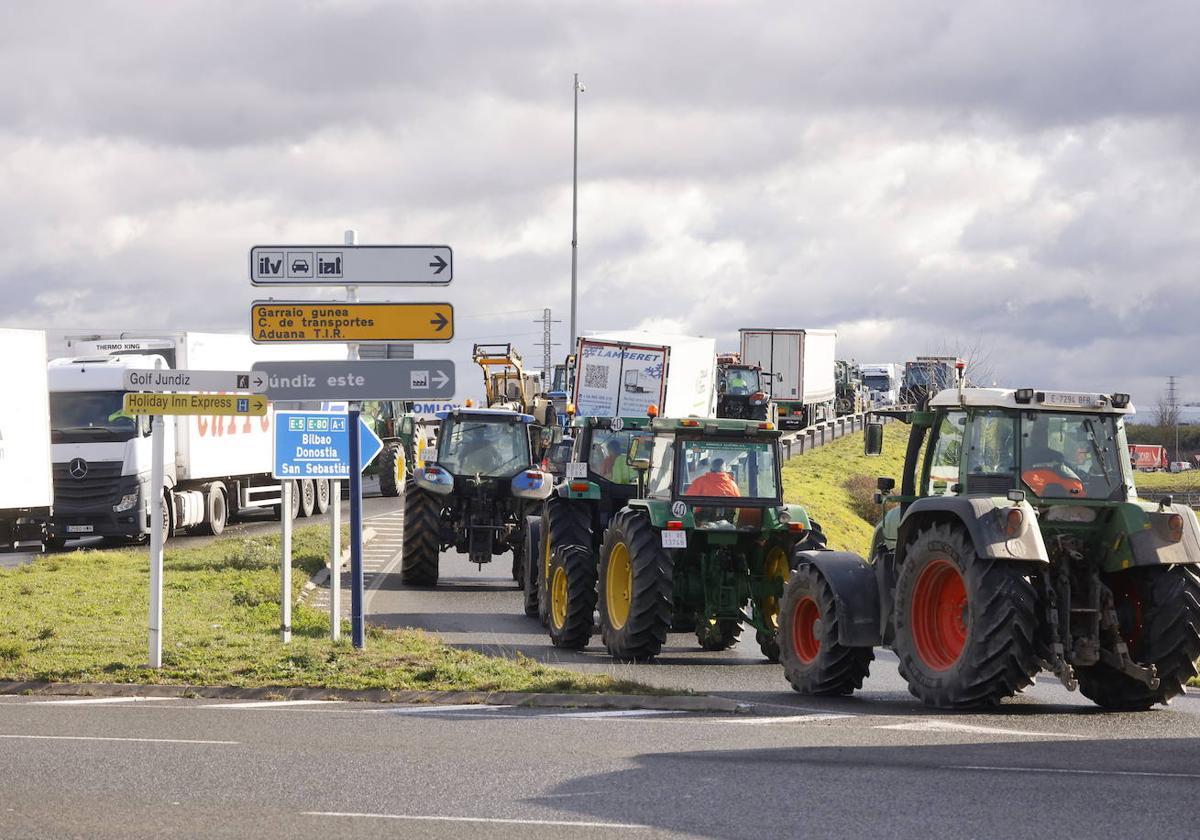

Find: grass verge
<box><xmin>0</xmin><ymin>528</ymin><xmax>655</xmax><ymax>695</ymax></box>
<box><xmin>1133</xmin><ymin>470</ymin><xmax>1200</xmax><ymax>494</ymax></box>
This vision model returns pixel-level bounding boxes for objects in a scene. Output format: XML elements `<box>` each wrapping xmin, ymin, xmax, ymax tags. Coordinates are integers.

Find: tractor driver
<box><xmin>600</xmin><ymin>436</ymin><xmax>636</xmax><ymax>485</ymax></box>
<box><xmin>685</xmin><ymin>457</ymin><xmax>741</xmax><ymax>497</ymax></box>
<box><xmin>727</xmin><ymin>369</ymin><xmax>751</xmax><ymax>396</ymax></box>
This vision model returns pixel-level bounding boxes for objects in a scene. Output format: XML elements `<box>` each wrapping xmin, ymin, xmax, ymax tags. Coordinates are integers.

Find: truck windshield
<box><xmin>437</xmin><ymin>418</ymin><xmax>530</xmax><ymax>477</ymax></box>
<box><xmin>863</xmin><ymin>375</ymin><xmax>890</xmax><ymax>392</ymax></box>
<box><xmin>50</xmin><ymin>391</ymin><xmax>138</xmax><ymax>443</ymax></box>
<box><xmin>722</xmin><ymin>368</ymin><xmax>760</xmax><ymax>395</ymax></box>
<box><xmin>679</xmin><ymin>439</ymin><xmax>779</xmax><ymax>500</ymax></box>
<box><xmin>1020</xmin><ymin>412</ymin><xmax>1126</xmax><ymax>501</ymax></box>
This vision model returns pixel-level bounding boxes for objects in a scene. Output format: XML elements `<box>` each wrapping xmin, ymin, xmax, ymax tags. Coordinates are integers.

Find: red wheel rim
<box><xmin>911</xmin><ymin>559</ymin><xmax>967</xmax><ymax>671</ymax></box>
<box><xmin>791</xmin><ymin>596</ymin><xmax>821</xmax><ymax>664</ymax></box>
<box><xmin>1109</xmin><ymin>574</ymin><xmax>1145</xmax><ymax>653</ymax></box>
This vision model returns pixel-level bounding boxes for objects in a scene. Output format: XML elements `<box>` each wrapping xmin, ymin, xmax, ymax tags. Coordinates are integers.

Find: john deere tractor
<box><xmin>528</xmin><ymin>415</ymin><xmax>654</xmax><ymax>641</ymax></box>
<box><xmin>591</xmin><ymin>416</ymin><xmax>826</xmax><ymax>661</ymax></box>
<box><xmin>361</xmin><ymin>399</ymin><xmax>420</xmax><ymax>497</ymax></box>
<box><xmin>778</xmin><ymin>385</ymin><xmax>1200</xmax><ymax>709</ymax></box>
<box><xmin>401</xmin><ymin>408</ymin><xmax>553</xmax><ymax>586</ymax></box>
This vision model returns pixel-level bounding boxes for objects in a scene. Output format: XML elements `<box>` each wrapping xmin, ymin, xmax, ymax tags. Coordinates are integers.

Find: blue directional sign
<box><xmin>274</xmin><ymin>411</ymin><xmax>383</xmax><ymax>479</ymax></box>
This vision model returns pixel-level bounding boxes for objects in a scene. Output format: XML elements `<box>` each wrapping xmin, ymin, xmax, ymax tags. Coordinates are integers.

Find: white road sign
<box><xmin>249</xmin><ymin>245</ymin><xmax>453</xmax><ymax>286</ymax></box>
<box><xmin>123</xmin><ymin>369</ymin><xmax>267</xmax><ymax>394</ymax></box>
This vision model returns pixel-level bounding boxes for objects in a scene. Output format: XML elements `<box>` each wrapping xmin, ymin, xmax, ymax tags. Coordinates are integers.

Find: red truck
<box><xmin>1129</xmin><ymin>443</ymin><xmax>1169</xmax><ymax>471</ymax></box>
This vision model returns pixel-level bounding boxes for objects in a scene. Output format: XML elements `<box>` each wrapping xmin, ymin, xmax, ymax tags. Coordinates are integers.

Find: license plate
<box><xmin>566</xmin><ymin>461</ymin><xmax>588</xmax><ymax>479</ymax></box>
<box><xmin>66</xmin><ymin>525</ymin><xmax>94</xmax><ymax>534</ymax></box>
<box><xmin>661</xmin><ymin>530</ymin><xmax>687</xmax><ymax>549</ymax></box>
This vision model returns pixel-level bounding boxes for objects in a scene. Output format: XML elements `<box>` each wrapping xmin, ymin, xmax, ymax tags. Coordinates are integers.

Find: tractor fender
<box><xmin>793</xmin><ymin>550</ymin><xmax>882</xmax><ymax>647</ymax></box>
<box><xmin>1128</xmin><ymin>503</ymin><xmax>1200</xmax><ymax>567</ymax></box>
<box><xmin>896</xmin><ymin>496</ymin><xmax>1048</xmax><ymax>566</ymax></box>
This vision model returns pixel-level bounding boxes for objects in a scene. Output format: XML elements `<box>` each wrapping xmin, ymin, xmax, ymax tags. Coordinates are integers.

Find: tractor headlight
<box><xmin>113</xmin><ymin>491</ymin><xmax>140</xmax><ymax>512</ymax></box>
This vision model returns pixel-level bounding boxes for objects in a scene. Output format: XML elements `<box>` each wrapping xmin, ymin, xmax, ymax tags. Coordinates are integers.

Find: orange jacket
<box><xmin>685</xmin><ymin>471</ymin><xmax>741</xmax><ymax>497</ymax></box>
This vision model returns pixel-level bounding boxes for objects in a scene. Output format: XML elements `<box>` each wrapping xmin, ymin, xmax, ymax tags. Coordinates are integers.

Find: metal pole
<box><xmin>330</xmin><ymin>479</ymin><xmax>341</xmax><ymax>641</ymax></box>
<box><xmin>349</xmin><ymin>407</ymin><xmax>365</xmax><ymax>648</ymax></box>
<box><xmin>570</xmin><ymin>73</ymin><xmax>581</xmax><ymax>349</ymax></box>
<box><xmin>147</xmin><ymin>404</ymin><xmax>165</xmax><ymax>669</ymax></box>
<box><xmin>281</xmin><ymin>480</ymin><xmax>292</xmax><ymax>643</ymax></box>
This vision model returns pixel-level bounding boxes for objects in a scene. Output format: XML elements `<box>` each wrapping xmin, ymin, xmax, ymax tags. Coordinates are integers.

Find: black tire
<box><xmin>298</xmin><ymin>479</ymin><xmax>316</xmax><ymax>518</ymax></box>
<box><xmin>539</xmin><ymin>496</ymin><xmax>592</xmax><ymax>626</ymax></box>
<box><xmin>201</xmin><ymin>483</ymin><xmax>227</xmax><ymax>536</ymax></box>
<box><xmin>779</xmin><ymin>563</ymin><xmax>874</xmax><ymax>695</ymax></box>
<box><xmin>695</xmin><ymin>619</ymin><xmax>741</xmax><ymax>651</ymax></box>
<box><xmin>1077</xmin><ymin>566</ymin><xmax>1200</xmax><ymax>710</ymax></box>
<box><xmin>548</xmin><ymin>544</ymin><xmax>598</xmax><ymax>649</ymax></box>
<box><xmin>43</xmin><ymin>536</ymin><xmax>67</xmax><ymax>551</ymax></box>
<box><xmin>379</xmin><ymin>442</ymin><xmax>404</xmax><ymax>498</ymax></box>
<box><xmin>401</xmin><ymin>482</ymin><xmax>441</xmax><ymax>586</ymax></box>
<box><xmin>523</xmin><ymin>517</ymin><xmax>542</xmax><ymax>617</ymax></box>
<box><xmin>893</xmin><ymin>523</ymin><xmax>1040</xmax><ymax>708</ymax></box>
<box><xmin>511</xmin><ymin>534</ymin><xmax>524</xmax><ymax>584</ymax></box>
<box><xmin>314</xmin><ymin>479</ymin><xmax>330</xmax><ymax>515</ymax></box>
<box><xmin>597</xmin><ymin>509</ymin><xmax>673</xmax><ymax>660</ymax></box>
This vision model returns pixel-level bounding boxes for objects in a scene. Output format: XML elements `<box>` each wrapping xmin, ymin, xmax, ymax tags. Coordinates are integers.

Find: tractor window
<box><xmin>437</xmin><ymin>419</ymin><xmax>530</xmax><ymax>478</ymax></box>
<box><xmin>1020</xmin><ymin>412</ymin><xmax>1125</xmax><ymax>500</ymax></box>
<box><xmin>965</xmin><ymin>410</ymin><xmax>1017</xmax><ymax>490</ymax></box>
<box><xmin>588</xmin><ymin>428</ymin><xmax>651</xmax><ymax>485</ymax></box>
<box><xmin>645</xmin><ymin>434</ymin><xmax>675</xmax><ymax>498</ymax></box>
<box><xmin>679</xmin><ymin>439</ymin><xmax>779</xmax><ymax>500</ymax></box>
<box><xmin>925</xmin><ymin>411</ymin><xmax>965</xmax><ymax>496</ymax></box>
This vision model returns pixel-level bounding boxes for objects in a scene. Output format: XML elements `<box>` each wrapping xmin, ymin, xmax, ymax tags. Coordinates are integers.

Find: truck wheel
<box><xmin>549</xmin><ymin>545</ymin><xmax>598</xmax><ymax>649</ymax></box>
<box><xmin>298</xmin><ymin>479</ymin><xmax>316</xmax><ymax>517</ymax></box>
<box><xmin>893</xmin><ymin>524</ymin><xmax>1039</xmax><ymax>708</ymax></box>
<box><xmin>379</xmin><ymin>443</ymin><xmax>404</xmax><ymax>498</ymax></box>
<box><xmin>314</xmin><ymin>479</ymin><xmax>330</xmax><ymax>515</ymax></box>
<box><xmin>523</xmin><ymin>517</ymin><xmax>542</xmax><ymax>617</ymax></box>
<box><xmin>400</xmin><ymin>482</ymin><xmax>441</xmax><ymax>586</ymax></box>
<box><xmin>597</xmin><ymin>509</ymin><xmax>673</xmax><ymax>661</ymax></box>
<box><xmin>779</xmin><ymin>564</ymin><xmax>873</xmax><ymax>695</ymax></box>
<box><xmin>200</xmin><ymin>483</ymin><xmax>227</xmax><ymax>536</ymax></box>
<box><xmin>539</xmin><ymin>496</ymin><xmax>592</xmax><ymax>627</ymax></box>
<box><xmin>1077</xmin><ymin>566</ymin><xmax>1200</xmax><ymax>710</ymax></box>
<box><xmin>695</xmin><ymin>618</ymin><xmax>741</xmax><ymax>651</ymax></box>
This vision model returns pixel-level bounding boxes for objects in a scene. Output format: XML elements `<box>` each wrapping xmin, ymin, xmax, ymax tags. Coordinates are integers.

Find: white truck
<box><xmin>0</xmin><ymin>329</ymin><xmax>53</xmax><ymax>550</ymax></box>
<box><xmin>572</xmin><ymin>331</ymin><xmax>717</xmax><ymax>418</ymax></box>
<box><xmin>738</xmin><ymin>328</ymin><xmax>837</xmax><ymax>430</ymax></box>
<box><xmin>860</xmin><ymin>362</ymin><xmax>900</xmax><ymax>406</ymax></box>
<box><xmin>47</xmin><ymin>333</ymin><xmax>346</xmax><ymax>545</ymax></box>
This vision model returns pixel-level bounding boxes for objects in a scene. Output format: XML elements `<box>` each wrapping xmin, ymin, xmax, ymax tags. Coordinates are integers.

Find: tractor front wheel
<box><xmin>522</xmin><ymin>517</ymin><xmax>542</xmax><ymax>617</ymax></box>
<box><xmin>539</xmin><ymin>496</ymin><xmax>592</xmax><ymax>627</ymax></box>
<box><xmin>598</xmin><ymin>509</ymin><xmax>673</xmax><ymax>661</ymax></box>
<box><xmin>400</xmin><ymin>482</ymin><xmax>441</xmax><ymax>586</ymax></box>
<box><xmin>549</xmin><ymin>544</ymin><xmax>598</xmax><ymax>649</ymax></box>
<box><xmin>779</xmin><ymin>564</ymin><xmax>873</xmax><ymax>695</ymax></box>
<box><xmin>893</xmin><ymin>523</ymin><xmax>1039</xmax><ymax>708</ymax></box>
<box><xmin>1077</xmin><ymin>566</ymin><xmax>1200</xmax><ymax>710</ymax></box>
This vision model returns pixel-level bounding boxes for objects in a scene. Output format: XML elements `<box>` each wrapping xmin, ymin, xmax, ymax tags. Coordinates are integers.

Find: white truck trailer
<box><xmin>572</xmin><ymin>332</ymin><xmax>717</xmax><ymax>419</ymax></box>
<box><xmin>860</xmin><ymin>362</ymin><xmax>900</xmax><ymax>406</ymax></box>
<box><xmin>0</xmin><ymin>329</ymin><xmax>53</xmax><ymax>550</ymax></box>
<box><xmin>738</xmin><ymin>328</ymin><xmax>837</xmax><ymax>430</ymax></box>
<box><xmin>47</xmin><ymin>333</ymin><xmax>345</xmax><ymax>545</ymax></box>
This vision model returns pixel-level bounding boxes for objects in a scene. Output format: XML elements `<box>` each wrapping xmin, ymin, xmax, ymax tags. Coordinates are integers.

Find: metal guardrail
<box><xmin>779</xmin><ymin>412</ymin><xmax>894</xmax><ymax>461</ymax></box>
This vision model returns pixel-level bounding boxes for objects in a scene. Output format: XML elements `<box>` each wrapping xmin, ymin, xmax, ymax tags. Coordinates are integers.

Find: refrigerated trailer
<box><xmin>738</xmin><ymin>328</ymin><xmax>836</xmax><ymax>429</ymax></box>
<box><xmin>47</xmin><ymin>333</ymin><xmax>346</xmax><ymax>544</ymax></box>
<box><xmin>0</xmin><ymin>329</ymin><xmax>53</xmax><ymax>550</ymax></box>
<box><xmin>572</xmin><ymin>332</ymin><xmax>717</xmax><ymax>419</ymax></box>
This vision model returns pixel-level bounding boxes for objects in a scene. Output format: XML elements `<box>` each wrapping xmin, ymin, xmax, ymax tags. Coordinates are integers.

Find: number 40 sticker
<box><xmin>661</xmin><ymin>530</ymin><xmax>687</xmax><ymax>549</ymax></box>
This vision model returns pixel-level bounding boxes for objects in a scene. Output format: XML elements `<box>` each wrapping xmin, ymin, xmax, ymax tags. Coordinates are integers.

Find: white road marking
<box><xmin>24</xmin><ymin>696</ymin><xmax>181</xmax><ymax>706</ymax></box>
<box><xmin>876</xmin><ymin>720</ymin><xmax>1081</xmax><ymax>738</ymax></box>
<box><xmin>195</xmin><ymin>699</ymin><xmax>343</xmax><ymax>709</ymax></box>
<box><xmin>707</xmin><ymin>713</ymin><xmax>854</xmax><ymax>725</ymax></box>
<box><xmin>302</xmin><ymin>811</ymin><xmax>649</xmax><ymax>829</ymax></box>
<box><xmin>552</xmin><ymin>709</ymin><xmax>685</xmax><ymax>719</ymax></box>
<box><xmin>949</xmin><ymin>764</ymin><xmax>1200</xmax><ymax>780</ymax></box>
<box><xmin>0</xmin><ymin>734</ymin><xmax>236</xmax><ymax>745</ymax></box>
<box><xmin>374</xmin><ymin>704</ymin><xmax>513</xmax><ymax>715</ymax></box>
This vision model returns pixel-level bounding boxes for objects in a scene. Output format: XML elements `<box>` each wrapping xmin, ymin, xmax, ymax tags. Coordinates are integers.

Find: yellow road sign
<box><xmin>250</xmin><ymin>302</ymin><xmax>454</xmax><ymax>343</ymax></box>
<box><xmin>122</xmin><ymin>393</ymin><xmax>268</xmax><ymax>416</ymax></box>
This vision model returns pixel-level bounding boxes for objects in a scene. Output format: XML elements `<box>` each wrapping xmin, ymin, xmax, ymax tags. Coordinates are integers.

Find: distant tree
<box><xmin>930</xmin><ymin>337</ymin><xmax>997</xmax><ymax>387</ymax></box>
<box><xmin>1154</xmin><ymin>391</ymin><xmax>1181</xmax><ymax>434</ymax></box>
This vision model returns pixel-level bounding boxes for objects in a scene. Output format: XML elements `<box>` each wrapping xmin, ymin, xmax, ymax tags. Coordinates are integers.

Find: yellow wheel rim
<box><xmin>551</xmin><ymin>565</ymin><xmax>569</xmax><ymax>629</ymax></box>
<box><xmin>760</xmin><ymin>547</ymin><xmax>790</xmax><ymax>632</ymax></box>
<box><xmin>606</xmin><ymin>541</ymin><xmax>633</xmax><ymax>630</ymax></box>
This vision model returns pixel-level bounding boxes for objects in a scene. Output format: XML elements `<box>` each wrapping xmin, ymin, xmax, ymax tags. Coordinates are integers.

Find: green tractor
<box><xmin>587</xmin><ymin>416</ymin><xmax>825</xmax><ymax>661</ymax></box>
<box><xmin>530</xmin><ymin>415</ymin><xmax>655</xmax><ymax>642</ymax></box>
<box><xmin>778</xmin><ymin>386</ymin><xmax>1200</xmax><ymax>709</ymax></box>
<box><xmin>361</xmin><ymin>400</ymin><xmax>420</xmax><ymax>497</ymax></box>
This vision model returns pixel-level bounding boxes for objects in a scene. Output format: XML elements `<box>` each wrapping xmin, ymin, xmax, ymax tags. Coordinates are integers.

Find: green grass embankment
<box><xmin>0</xmin><ymin>527</ymin><xmax>650</xmax><ymax>695</ymax></box>
<box><xmin>1134</xmin><ymin>470</ymin><xmax>1200</xmax><ymax>494</ymax></box>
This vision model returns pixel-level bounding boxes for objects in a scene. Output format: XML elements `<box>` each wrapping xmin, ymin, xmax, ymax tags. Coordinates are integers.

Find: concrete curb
<box><xmin>0</xmin><ymin>680</ymin><xmax>741</xmax><ymax>713</ymax></box>
<box><xmin>298</xmin><ymin>526</ymin><xmax>377</xmax><ymax>604</ymax></box>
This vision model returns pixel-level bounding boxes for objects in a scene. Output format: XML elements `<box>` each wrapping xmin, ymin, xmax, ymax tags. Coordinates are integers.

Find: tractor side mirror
<box><xmin>864</xmin><ymin>422</ymin><xmax>884</xmax><ymax>456</ymax></box>
<box><xmin>876</xmin><ymin>477</ymin><xmax>896</xmax><ymax>493</ymax></box>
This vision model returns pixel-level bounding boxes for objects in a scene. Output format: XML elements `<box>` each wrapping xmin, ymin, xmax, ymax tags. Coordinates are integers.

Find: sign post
<box><xmin>330</xmin><ymin>479</ymin><xmax>341</xmax><ymax>641</ymax></box>
<box><xmin>280</xmin><ymin>480</ymin><xmax>292</xmax><ymax>644</ymax></box>
<box><xmin>148</xmin><ymin>406</ymin><xmax>165</xmax><ymax>669</ymax></box>
<box><xmin>348</xmin><ymin>406</ymin><xmax>365</xmax><ymax>649</ymax></box>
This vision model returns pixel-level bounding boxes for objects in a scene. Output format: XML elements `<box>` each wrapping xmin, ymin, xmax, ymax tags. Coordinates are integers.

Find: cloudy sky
<box><xmin>2</xmin><ymin>0</ymin><xmax>1197</xmax><ymax>413</ymax></box>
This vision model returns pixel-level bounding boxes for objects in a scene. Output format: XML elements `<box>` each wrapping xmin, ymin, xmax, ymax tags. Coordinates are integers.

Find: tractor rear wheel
<box><xmin>598</xmin><ymin>509</ymin><xmax>673</xmax><ymax>660</ymax></box>
<box><xmin>695</xmin><ymin>618</ymin><xmax>741</xmax><ymax>651</ymax></box>
<box><xmin>522</xmin><ymin>517</ymin><xmax>542</xmax><ymax>617</ymax></box>
<box><xmin>893</xmin><ymin>523</ymin><xmax>1039</xmax><ymax>708</ymax></box>
<box><xmin>400</xmin><ymin>482</ymin><xmax>441</xmax><ymax>586</ymax></box>
<box><xmin>549</xmin><ymin>544</ymin><xmax>598</xmax><ymax>649</ymax></box>
<box><xmin>779</xmin><ymin>564</ymin><xmax>873</xmax><ymax>695</ymax></box>
<box><xmin>1077</xmin><ymin>566</ymin><xmax>1200</xmax><ymax>710</ymax></box>
<box><xmin>379</xmin><ymin>442</ymin><xmax>404</xmax><ymax>498</ymax></box>
<box><xmin>539</xmin><ymin>496</ymin><xmax>592</xmax><ymax>627</ymax></box>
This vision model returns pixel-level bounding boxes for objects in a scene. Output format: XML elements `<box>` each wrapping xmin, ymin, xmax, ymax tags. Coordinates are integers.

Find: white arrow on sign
<box><xmin>432</xmin><ymin>370</ymin><xmax>450</xmax><ymax>389</ymax></box>
<box><xmin>123</xmin><ymin>369</ymin><xmax>268</xmax><ymax>394</ymax></box>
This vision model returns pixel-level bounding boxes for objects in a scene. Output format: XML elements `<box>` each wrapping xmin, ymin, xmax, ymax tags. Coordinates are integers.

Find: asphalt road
<box><xmin>1</xmin><ymin>692</ymin><xmax>1198</xmax><ymax>839</ymax></box>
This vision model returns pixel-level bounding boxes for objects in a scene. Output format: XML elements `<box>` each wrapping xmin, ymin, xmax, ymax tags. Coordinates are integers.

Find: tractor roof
<box><xmin>436</xmin><ymin>408</ymin><xmax>536</xmax><ymax>423</ymax></box>
<box><xmin>928</xmin><ymin>387</ymin><xmax>1134</xmax><ymax>415</ymax></box>
<box><xmin>651</xmin><ymin>416</ymin><xmax>782</xmax><ymax>436</ymax></box>
<box><xmin>569</xmin><ymin>415</ymin><xmax>654</xmax><ymax>430</ymax></box>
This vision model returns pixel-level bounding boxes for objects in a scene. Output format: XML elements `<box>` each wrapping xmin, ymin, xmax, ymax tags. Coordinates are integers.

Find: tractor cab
<box><xmin>716</xmin><ymin>364</ymin><xmax>772</xmax><ymax>421</ymax></box>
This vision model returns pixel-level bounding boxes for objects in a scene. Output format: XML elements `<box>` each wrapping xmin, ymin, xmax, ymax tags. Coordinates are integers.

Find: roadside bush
<box><xmin>844</xmin><ymin>474</ymin><xmax>880</xmax><ymax>524</ymax></box>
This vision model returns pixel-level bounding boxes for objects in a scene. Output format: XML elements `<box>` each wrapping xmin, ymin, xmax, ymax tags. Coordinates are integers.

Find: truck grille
<box><xmin>52</xmin><ymin>461</ymin><xmax>127</xmax><ymax>510</ymax></box>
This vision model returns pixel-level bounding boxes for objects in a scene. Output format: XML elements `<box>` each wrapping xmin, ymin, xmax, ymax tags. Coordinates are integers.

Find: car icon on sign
<box><xmin>291</xmin><ymin>259</ymin><xmax>310</xmax><ymax>274</ymax></box>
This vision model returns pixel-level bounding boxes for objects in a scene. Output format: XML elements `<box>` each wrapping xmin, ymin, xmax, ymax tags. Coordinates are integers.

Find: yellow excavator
<box><xmin>472</xmin><ymin>344</ymin><xmax>557</xmax><ymax>427</ymax></box>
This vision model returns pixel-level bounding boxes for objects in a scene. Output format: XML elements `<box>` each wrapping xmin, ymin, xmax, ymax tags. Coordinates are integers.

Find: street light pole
<box><xmin>570</xmin><ymin>73</ymin><xmax>584</xmax><ymax>351</ymax></box>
